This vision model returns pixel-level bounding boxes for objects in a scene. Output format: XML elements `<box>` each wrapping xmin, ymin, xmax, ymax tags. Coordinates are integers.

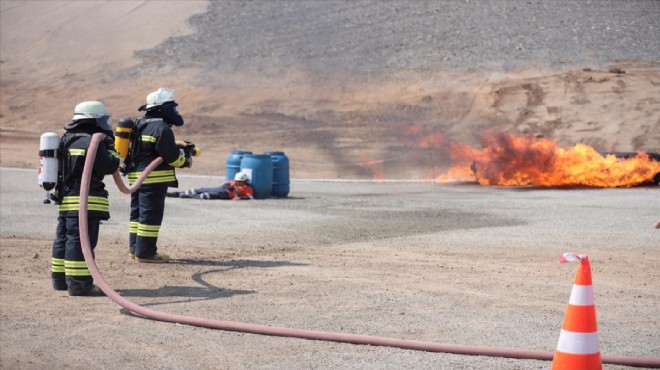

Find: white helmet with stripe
<box><xmin>234</xmin><ymin>172</ymin><xmax>250</xmax><ymax>182</ymax></box>
<box><xmin>71</xmin><ymin>101</ymin><xmax>111</xmax><ymax>131</ymax></box>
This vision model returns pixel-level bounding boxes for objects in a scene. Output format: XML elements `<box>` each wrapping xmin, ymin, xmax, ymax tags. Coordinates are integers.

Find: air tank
<box><xmin>38</xmin><ymin>132</ymin><xmax>60</xmax><ymax>191</ymax></box>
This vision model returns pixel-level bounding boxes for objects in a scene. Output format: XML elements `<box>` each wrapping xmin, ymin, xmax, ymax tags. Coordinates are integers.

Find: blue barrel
<box><xmin>264</xmin><ymin>151</ymin><xmax>290</xmax><ymax>197</ymax></box>
<box><xmin>240</xmin><ymin>154</ymin><xmax>273</xmax><ymax>199</ymax></box>
<box><xmin>226</xmin><ymin>150</ymin><xmax>252</xmax><ymax>181</ymax></box>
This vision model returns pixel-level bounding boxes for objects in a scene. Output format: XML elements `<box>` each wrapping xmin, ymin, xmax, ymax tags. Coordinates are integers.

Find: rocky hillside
<box><xmin>1</xmin><ymin>0</ymin><xmax>659</xmax><ymax>178</ymax></box>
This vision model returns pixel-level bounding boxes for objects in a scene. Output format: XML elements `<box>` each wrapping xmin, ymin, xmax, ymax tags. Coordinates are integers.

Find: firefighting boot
<box><xmin>52</xmin><ymin>272</ymin><xmax>67</xmax><ymax>291</ymax></box>
<box><xmin>69</xmin><ymin>285</ymin><xmax>105</xmax><ymax>297</ymax></box>
<box><xmin>52</xmin><ymin>279</ymin><xmax>68</xmax><ymax>291</ymax></box>
<box><xmin>135</xmin><ymin>253</ymin><xmax>170</xmax><ymax>264</ymax></box>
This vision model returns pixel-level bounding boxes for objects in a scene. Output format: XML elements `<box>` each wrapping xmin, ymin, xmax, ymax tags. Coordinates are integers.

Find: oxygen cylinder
<box><xmin>115</xmin><ymin>118</ymin><xmax>134</xmax><ymax>158</ymax></box>
<box><xmin>38</xmin><ymin>132</ymin><xmax>60</xmax><ymax>191</ymax></box>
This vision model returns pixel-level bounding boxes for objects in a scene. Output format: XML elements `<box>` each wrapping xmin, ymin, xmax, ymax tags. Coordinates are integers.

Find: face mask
<box><xmin>161</xmin><ymin>102</ymin><xmax>184</xmax><ymax>126</ymax></box>
<box><xmin>96</xmin><ymin>115</ymin><xmax>112</xmax><ymax>132</ymax></box>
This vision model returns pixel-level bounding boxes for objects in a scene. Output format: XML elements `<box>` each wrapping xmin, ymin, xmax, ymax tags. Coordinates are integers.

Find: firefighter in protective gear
<box><xmin>125</xmin><ymin>88</ymin><xmax>191</xmax><ymax>263</ymax></box>
<box><xmin>51</xmin><ymin>101</ymin><xmax>120</xmax><ymax>296</ymax></box>
<box><xmin>167</xmin><ymin>171</ymin><xmax>254</xmax><ymax>200</ymax></box>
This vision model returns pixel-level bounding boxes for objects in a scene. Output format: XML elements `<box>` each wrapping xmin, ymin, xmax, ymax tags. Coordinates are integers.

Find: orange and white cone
<box><xmin>552</xmin><ymin>253</ymin><xmax>602</xmax><ymax>370</ymax></box>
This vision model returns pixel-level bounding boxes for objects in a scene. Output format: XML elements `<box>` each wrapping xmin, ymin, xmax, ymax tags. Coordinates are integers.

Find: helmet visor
<box><xmin>96</xmin><ymin>115</ymin><xmax>112</xmax><ymax>132</ymax></box>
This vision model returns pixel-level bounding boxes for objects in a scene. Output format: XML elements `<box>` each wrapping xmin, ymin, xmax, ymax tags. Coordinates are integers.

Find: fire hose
<box><xmin>79</xmin><ymin>133</ymin><xmax>660</xmax><ymax>368</ymax></box>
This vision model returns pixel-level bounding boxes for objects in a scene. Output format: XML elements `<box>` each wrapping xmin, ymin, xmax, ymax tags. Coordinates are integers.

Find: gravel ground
<box><xmin>134</xmin><ymin>0</ymin><xmax>660</xmax><ymax>85</ymax></box>
<box><xmin>2</xmin><ymin>1</ymin><xmax>660</xmax><ymax>369</ymax></box>
<box><xmin>1</xmin><ymin>168</ymin><xmax>658</xmax><ymax>369</ymax></box>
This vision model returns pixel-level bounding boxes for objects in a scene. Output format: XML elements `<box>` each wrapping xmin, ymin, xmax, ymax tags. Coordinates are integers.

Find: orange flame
<box><xmin>358</xmin><ymin>154</ymin><xmax>386</xmax><ymax>180</ymax></box>
<box><xmin>439</xmin><ymin>132</ymin><xmax>660</xmax><ymax>188</ymax></box>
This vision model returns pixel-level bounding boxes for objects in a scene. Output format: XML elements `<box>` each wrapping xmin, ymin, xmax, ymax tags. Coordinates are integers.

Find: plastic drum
<box><xmin>264</xmin><ymin>151</ymin><xmax>290</xmax><ymax>197</ymax></box>
<box><xmin>240</xmin><ymin>154</ymin><xmax>273</xmax><ymax>199</ymax></box>
<box><xmin>226</xmin><ymin>150</ymin><xmax>252</xmax><ymax>181</ymax></box>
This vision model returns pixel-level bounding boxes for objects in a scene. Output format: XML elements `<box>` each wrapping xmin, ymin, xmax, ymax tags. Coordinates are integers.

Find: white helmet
<box><xmin>72</xmin><ymin>101</ymin><xmax>108</xmax><ymax>120</ymax></box>
<box><xmin>72</xmin><ymin>101</ymin><xmax>111</xmax><ymax>131</ymax></box>
<box><xmin>234</xmin><ymin>172</ymin><xmax>249</xmax><ymax>182</ymax></box>
<box><xmin>145</xmin><ymin>88</ymin><xmax>175</xmax><ymax>109</ymax></box>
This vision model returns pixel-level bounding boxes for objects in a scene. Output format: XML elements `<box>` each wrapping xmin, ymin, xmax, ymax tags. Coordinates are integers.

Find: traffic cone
<box><xmin>552</xmin><ymin>254</ymin><xmax>602</xmax><ymax>370</ymax></box>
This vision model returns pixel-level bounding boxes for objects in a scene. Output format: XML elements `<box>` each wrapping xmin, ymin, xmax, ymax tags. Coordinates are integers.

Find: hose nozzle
<box><xmin>176</xmin><ymin>140</ymin><xmax>201</xmax><ymax>157</ymax></box>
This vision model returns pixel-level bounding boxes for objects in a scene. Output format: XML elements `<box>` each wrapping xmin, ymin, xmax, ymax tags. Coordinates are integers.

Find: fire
<box><xmin>438</xmin><ymin>132</ymin><xmax>660</xmax><ymax>188</ymax></box>
<box><xmin>358</xmin><ymin>154</ymin><xmax>386</xmax><ymax>180</ymax></box>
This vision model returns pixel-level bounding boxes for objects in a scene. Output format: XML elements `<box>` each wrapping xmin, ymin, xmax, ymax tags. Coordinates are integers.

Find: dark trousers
<box><xmin>51</xmin><ymin>215</ymin><xmax>100</xmax><ymax>292</ymax></box>
<box><xmin>189</xmin><ymin>186</ymin><xmax>229</xmax><ymax>199</ymax></box>
<box><xmin>168</xmin><ymin>186</ymin><xmax>229</xmax><ymax>199</ymax></box>
<box><xmin>129</xmin><ymin>184</ymin><xmax>168</xmax><ymax>258</ymax></box>
<box><xmin>191</xmin><ymin>186</ymin><xmax>229</xmax><ymax>199</ymax></box>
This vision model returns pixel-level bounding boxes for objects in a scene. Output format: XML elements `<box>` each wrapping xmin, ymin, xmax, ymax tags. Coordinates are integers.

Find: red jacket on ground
<box><xmin>224</xmin><ymin>180</ymin><xmax>253</xmax><ymax>199</ymax></box>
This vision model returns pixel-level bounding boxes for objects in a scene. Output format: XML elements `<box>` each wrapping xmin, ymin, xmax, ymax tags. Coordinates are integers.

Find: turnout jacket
<box><xmin>58</xmin><ymin>125</ymin><xmax>120</xmax><ymax>219</ymax></box>
<box><xmin>127</xmin><ymin>117</ymin><xmax>186</xmax><ymax>187</ymax></box>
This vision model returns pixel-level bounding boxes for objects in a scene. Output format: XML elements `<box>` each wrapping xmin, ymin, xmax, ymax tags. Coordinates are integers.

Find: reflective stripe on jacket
<box><xmin>127</xmin><ymin>118</ymin><xmax>184</xmax><ymax>187</ymax></box>
<box><xmin>58</xmin><ymin>126</ymin><xmax>120</xmax><ymax>219</ymax></box>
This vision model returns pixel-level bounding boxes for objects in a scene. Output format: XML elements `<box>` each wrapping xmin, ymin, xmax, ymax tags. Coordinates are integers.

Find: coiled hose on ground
<box><xmin>79</xmin><ymin>133</ymin><xmax>660</xmax><ymax>368</ymax></box>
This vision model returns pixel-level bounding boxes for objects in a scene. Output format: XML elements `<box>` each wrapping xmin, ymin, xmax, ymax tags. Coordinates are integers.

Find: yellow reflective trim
<box><xmin>52</xmin><ymin>258</ymin><xmax>65</xmax><ymax>273</ymax></box>
<box><xmin>137</xmin><ymin>223</ymin><xmax>160</xmax><ymax>237</ymax></box>
<box><xmin>137</xmin><ymin>232</ymin><xmax>159</xmax><ymax>238</ymax></box>
<box><xmin>138</xmin><ymin>224</ymin><xmax>161</xmax><ymax>230</ymax></box>
<box><xmin>168</xmin><ymin>154</ymin><xmax>186</xmax><ymax>167</ymax></box>
<box><xmin>87</xmin><ymin>205</ymin><xmax>110</xmax><ymax>212</ymax></box>
<box><xmin>65</xmin><ymin>260</ymin><xmax>88</xmax><ymax>267</ymax></box>
<box><xmin>137</xmin><ymin>224</ymin><xmax>160</xmax><ymax>238</ymax></box>
<box><xmin>127</xmin><ymin>170</ymin><xmax>176</xmax><ymax>185</ymax></box>
<box><xmin>68</xmin><ymin>148</ymin><xmax>86</xmax><ymax>156</ymax></box>
<box><xmin>108</xmin><ymin>149</ymin><xmax>120</xmax><ymax>159</ymax></box>
<box><xmin>141</xmin><ymin>135</ymin><xmax>157</xmax><ymax>143</ymax></box>
<box><xmin>58</xmin><ymin>205</ymin><xmax>79</xmax><ymax>212</ymax></box>
<box><xmin>60</xmin><ymin>196</ymin><xmax>79</xmax><ymax>204</ymax></box>
<box><xmin>65</xmin><ymin>269</ymin><xmax>91</xmax><ymax>277</ymax></box>
<box><xmin>58</xmin><ymin>196</ymin><xmax>109</xmax><ymax>212</ymax></box>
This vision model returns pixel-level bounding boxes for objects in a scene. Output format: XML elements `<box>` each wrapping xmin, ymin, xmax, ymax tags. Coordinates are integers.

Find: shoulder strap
<box><xmin>125</xmin><ymin>117</ymin><xmax>154</xmax><ymax>169</ymax></box>
<box><xmin>50</xmin><ymin>133</ymin><xmax>89</xmax><ymax>203</ymax></box>
<box><xmin>60</xmin><ymin>133</ymin><xmax>91</xmax><ymax>184</ymax></box>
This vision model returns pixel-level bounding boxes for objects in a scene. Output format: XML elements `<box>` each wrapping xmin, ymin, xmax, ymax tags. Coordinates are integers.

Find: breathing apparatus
<box><xmin>38</xmin><ymin>132</ymin><xmax>60</xmax><ymax>197</ymax></box>
<box><xmin>114</xmin><ymin>118</ymin><xmax>135</xmax><ymax>158</ymax></box>
<box><xmin>38</xmin><ymin>101</ymin><xmax>112</xmax><ymax>204</ymax></box>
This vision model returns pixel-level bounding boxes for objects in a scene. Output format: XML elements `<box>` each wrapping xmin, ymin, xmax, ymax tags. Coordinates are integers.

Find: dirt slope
<box><xmin>1</xmin><ymin>0</ymin><xmax>659</xmax><ymax>179</ymax></box>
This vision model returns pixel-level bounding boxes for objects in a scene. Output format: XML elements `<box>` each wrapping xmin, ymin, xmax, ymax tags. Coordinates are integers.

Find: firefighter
<box><xmin>167</xmin><ymin>171</ymin><xmax>254</xmax><ymax>200</ymax></box>
<box><xmin>51</xmin><ymin>101</ymin><xmax>120</xmax><ymax>296</ymax></box>
<box><xmin>124</xmin><ymin>88</ymin><xmax>192</xmax><ymax>263</ymax></box>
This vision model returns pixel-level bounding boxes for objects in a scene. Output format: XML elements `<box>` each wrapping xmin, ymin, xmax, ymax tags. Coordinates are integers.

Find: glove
<box><xmin>103</xmin><ymin>135</ymin><xmax>116</xmax><ymax>150</ymax></box>
<box><xmin>119</xmin><ymin>163</ymin><xmax>128</xmax><ymax>176</ymax></box>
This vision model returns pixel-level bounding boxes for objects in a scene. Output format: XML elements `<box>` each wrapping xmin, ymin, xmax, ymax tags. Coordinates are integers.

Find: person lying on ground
<box><xmin>167</xmin><ymin>171</ymin><xmax>254</xmax><ymax>200</ymax></box>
